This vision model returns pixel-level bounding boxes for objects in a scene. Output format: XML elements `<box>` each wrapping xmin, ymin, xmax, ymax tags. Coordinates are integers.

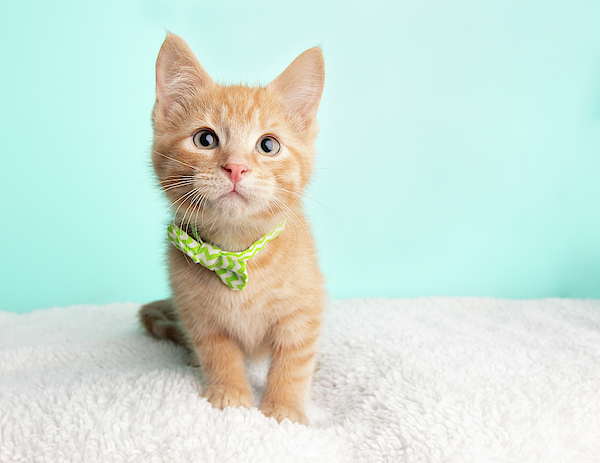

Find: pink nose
<box><xmin>222</xmin><ymin>163</ymin><xmax>249</xmax><ymax>184</ymax></box>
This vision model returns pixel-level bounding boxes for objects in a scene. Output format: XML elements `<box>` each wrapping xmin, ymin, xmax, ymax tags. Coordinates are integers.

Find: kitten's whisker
<box><xmin>182</xmin><ymin>189</ymin><xmax>205</xmax><ymax>232</ymax></box>
<box><xmin>160</xmin><ymin>191</ymin><xmax>192</xmax><ymax>225</ymax></box>
<box><xmin>310</xmin><ymin>172</ymin><xmax>345</xmax><ymax>187</ymax></box>
<box><xmin>170</xmin><ymin>188</ymin><xmax>200</xmax><ymax>226</ymax></box>
<box><xmin>199</xmin><ymin>195</ymin><xmax>209</xmax><ymax>228</ymax></box>
<box><xmin>120</xmin><ymin>175</ymin><xmax>160</xmax><ymax>212</ymax></box>
<box><xmin>160</xmin><ymin>177</ymin><xmax>196</xmax><ymax>188</ymax></box>
<box><xmin>192</xmin><ymin>195</ymin><xmax>202</xmax><ymax>235</ymax></box>
<box><xmin>265</xmin><ymin>199</ymin><xmax>276</xmax><ymax>221</ymax></box>
<box><xmin>273</xmin><ymin>199</ymin><xmax>314</xmax><ymax>249</ymax></box>
<box><xmin>185</xmin><ymin>190</ymin><xmax>203</xmax><ymax>230</ymax></box>
<box><xmin>124</xmin><ymin>174</ymin><xmax>190</xmax><ymax>212</ymax></box>
<box><xmin>177</xmin><ymin>190</ymin><xmax>201</xmax><ymax>227</ymax></box>
<box><xmin>159</xmin><ymin>188</ymin><xmax>200</xmax><ymax>240</ymax></box>
<box><xmin>156</xmin><ymin>190</ymin><xmax>194</xmax><ymax>238</ymax></box>
<box><xmin>181</xmin><ymin>199</ymin><xmax>195</xmax><ymax>232</ymax></box>
<box><xmin>271</xmin><ymin>198</ymin><xmax>312</xmax><ymax>271</ymax></box>
<box><xmin>131</xmin><ymin>179</ymin><xmax>196</xmax><ymax>225</ymax></box>
<box><xmin>314</xmin><ymin>166</ymin><xmax>365</xmax><ymax>171</ymax></box>
<box><xmin>132</xmin><ymin>188</ymin><xmax>171</xmax><ymax>225</ymax></box>
<box><xmin>159</xmin><ymin>174</ymin><xmax>196</xmax><ymax>181</ymax></box>
<box><xmin>160</xmin><ymin>181</ymin><xmax>195</xmax><ymax>192</ymax></box>
<box><xmin>152</xmin><ymin>149</ymin><xmax>200</xmax><ymax>172</ymax></box>
<box><xmin>264</xmin><ymin>198</ymin><xmax>300</xmax><ymax>261</ymax></box>
<box><xmin>272</xmin><ymin>185</ymin><xmax>339</xmax><ymax>221</ymax></box>
<box><xmin>125</xmin><ymin>176</ymin><xmax>195</xmax><ymax>220</ymax></box>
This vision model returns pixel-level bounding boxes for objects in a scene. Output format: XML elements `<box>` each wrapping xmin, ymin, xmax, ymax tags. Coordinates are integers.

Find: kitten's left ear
<box><xmin>267</xmin><ymin>47</ymin><xmax>325</xmax><ymax>123</ymax></box>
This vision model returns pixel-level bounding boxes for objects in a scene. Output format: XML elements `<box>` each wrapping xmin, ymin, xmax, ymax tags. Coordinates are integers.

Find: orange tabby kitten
<box><xmin>139</xmin><ymin>34</ymin><xmax>326</xmax><ymax>425</ymax></box>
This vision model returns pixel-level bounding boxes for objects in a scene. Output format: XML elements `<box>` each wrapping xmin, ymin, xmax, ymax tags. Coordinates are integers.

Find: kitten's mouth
<box><xmin>225</xmin><ymin>190</ymin><xmax>244</xmax><ymax>199</ymax></box>
<box><xmin>220</xmin><ymin>190</ymin><xmax>249</xmax><ymax>206</ymax></box>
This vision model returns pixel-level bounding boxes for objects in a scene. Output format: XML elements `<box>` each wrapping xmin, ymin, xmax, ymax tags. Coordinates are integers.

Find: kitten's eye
<box><xmin>256</xmin><ymin>136</ymin><xmax>280</xmax><ymax>157</ymax></box>
<box><xmin>193</xmin><ymin>129</ymin><xmax>218</xmax><ymax>150</ymax></box>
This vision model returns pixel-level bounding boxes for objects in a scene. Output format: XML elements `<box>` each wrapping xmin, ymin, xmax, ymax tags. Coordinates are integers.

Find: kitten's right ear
<box><xmin>155</xmin><ymin>34</ymin><xmax>213</xmax><ymax>117</ymax></box>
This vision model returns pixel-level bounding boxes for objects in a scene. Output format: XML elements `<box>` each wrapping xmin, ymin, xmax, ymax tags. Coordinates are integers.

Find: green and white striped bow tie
<box><xmin>167</xmin><ymin>220</ymin><xmax>286</xmax><ymax>291</ymax></box>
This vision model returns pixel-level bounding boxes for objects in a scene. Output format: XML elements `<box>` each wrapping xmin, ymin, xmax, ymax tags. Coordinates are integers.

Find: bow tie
<box><xmin>167</xmin><ymin>220</ymin><xmax>286</xmax><ymax>291</ymax></box>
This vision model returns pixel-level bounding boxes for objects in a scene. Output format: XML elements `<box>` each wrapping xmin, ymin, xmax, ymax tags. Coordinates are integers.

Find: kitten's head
<box><xmin>151</xmin><ymin>34</ymin><xmax>324</xmax><ymax>230</ymax></box>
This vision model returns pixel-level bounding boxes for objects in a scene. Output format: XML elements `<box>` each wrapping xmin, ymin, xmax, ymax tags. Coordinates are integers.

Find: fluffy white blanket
<box><xmin>1</xmin><ymin>297</ymin><xmax>599</xmax><ymax>462</ymax></box>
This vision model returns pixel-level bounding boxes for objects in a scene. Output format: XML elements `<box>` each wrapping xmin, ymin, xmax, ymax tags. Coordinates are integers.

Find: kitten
<box><xmin>139</xmin><ymin>34</ymin><xmax>326</xmax><ymax>425</ymax></box>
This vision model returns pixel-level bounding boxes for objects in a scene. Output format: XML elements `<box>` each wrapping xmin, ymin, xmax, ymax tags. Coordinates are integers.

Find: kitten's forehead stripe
<box><xmin>204</xmin><ymin>87</ymin><xmax>283</xmax><ymax>156</ymax></box>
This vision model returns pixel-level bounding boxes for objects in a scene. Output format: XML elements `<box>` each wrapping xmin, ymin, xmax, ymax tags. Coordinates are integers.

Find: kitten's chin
<box><xmin>211</xmin><ymin>192</ymin><xmax>259</xmax><ymax>219</ymax></box>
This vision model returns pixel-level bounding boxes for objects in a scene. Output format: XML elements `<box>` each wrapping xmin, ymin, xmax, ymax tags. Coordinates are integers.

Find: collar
<box><xmin>167</xmin><ymin>220</ymin><xmax>286</xmax><ymax>291</ymax></box>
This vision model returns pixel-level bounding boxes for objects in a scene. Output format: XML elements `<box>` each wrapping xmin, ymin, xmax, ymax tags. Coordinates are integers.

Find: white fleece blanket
<box><xmin>1</xmin><ymin>297</ymin><xmax>599</xmax><ymax>463</ymax></box>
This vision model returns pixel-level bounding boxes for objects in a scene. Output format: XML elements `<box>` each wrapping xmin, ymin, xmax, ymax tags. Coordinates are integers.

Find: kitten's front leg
<box><xmin>192</xmin><ymin>331</ymin><xmax>253</xmax><ymax>410</ymax></box>
<box><xmin>261</xmin><ymin>321</ymin><xmax>319</xmax><ymax>425</ymax></box>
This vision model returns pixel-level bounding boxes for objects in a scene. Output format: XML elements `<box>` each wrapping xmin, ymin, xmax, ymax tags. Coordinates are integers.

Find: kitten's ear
<box><xmin>268</xmin><ymin>47</ymin><xmax>325</xmax><ymax>122</ymax></box>
<box><xmin>155</xmin><ymin>34</ymin><xmax>213</xmax><ymax>117</ymax></box>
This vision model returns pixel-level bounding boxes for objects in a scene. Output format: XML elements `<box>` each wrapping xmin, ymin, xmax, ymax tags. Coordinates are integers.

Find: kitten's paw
<box><xmin>203</xmin><ymin>385</ymin><xmax>253</xmax><ymax>410</ymax></box>
<box><xmin>260</xmin><ymin>402</ymin><xmax>308</xmax><ymax>425</ymax></box>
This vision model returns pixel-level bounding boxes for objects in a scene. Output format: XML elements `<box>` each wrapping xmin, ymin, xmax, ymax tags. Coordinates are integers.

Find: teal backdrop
<box><xmin>1</xmin><ymin>0</ymin><xmax>599</xmax><ymax>313</ymax></box>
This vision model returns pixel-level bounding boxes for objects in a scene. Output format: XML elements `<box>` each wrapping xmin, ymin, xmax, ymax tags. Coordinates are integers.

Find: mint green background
<box><xmin>1</xmin><ymin>0</ymin><xmax>599</xmax><ymax>313</ymax></box>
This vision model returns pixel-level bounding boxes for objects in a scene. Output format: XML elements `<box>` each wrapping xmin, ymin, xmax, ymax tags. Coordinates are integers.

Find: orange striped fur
<box><xmin>139</xmin><ymin>34</ymin><xmax>326</xmax><ymax>425</ymax></box>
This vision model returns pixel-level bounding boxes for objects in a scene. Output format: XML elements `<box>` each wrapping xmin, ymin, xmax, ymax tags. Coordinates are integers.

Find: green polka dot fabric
<box><xmin>167</xmin><ymin>220</ymin><xmax>286</xmax><ymax>291</ymax></box>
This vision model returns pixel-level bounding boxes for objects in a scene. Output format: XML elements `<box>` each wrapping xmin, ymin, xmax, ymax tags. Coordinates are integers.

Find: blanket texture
<box><xmin>1</xmin><ymin>297</ymin><xmax>599</xmax><ymax>462</ymax></box>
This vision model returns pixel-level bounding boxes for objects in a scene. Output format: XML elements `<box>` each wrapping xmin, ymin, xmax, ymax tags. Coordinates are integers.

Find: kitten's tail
<box><xmin>139</xmin><ymin>298</ymin><xmax>188</xmax><ymax>345</ymax></box>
